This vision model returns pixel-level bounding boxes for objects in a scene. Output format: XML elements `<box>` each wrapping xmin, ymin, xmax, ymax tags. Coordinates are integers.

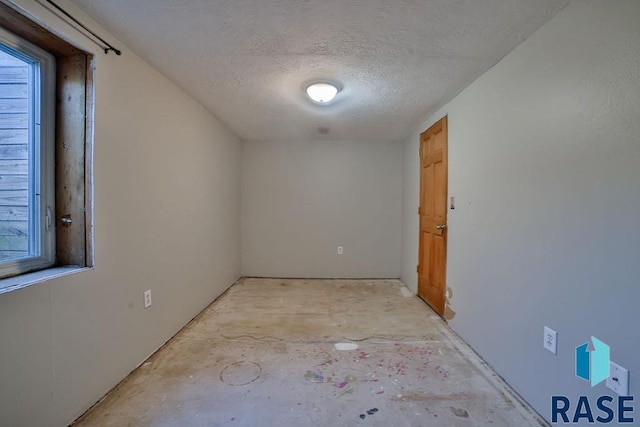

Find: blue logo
<box><xmin>551</xmin><ymin>337</ymin><xmax>635</xmax><ymax>424</ymax></box>
<box><xmin>576</xmin><ymin>336</ymin><xmax>610</xmax><ymax>387</ymax></box>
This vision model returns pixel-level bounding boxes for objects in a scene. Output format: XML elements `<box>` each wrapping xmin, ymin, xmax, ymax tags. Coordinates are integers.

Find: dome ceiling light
<box><xmin>306</xmin><ymin>82</ymin><xmax>339</xmax><ymax>104</ymax></box>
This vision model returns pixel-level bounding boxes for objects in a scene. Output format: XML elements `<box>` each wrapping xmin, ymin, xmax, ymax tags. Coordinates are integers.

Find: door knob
<box><xmin>435</xmin><ymin>224</ymin><xmax>447</xmax><ymax>230</ymax></box>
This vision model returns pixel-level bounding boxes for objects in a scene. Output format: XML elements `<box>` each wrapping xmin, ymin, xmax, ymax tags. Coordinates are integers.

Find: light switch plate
<box><xmin>543</xmin><ymin>326</ymin><xmax>557</xmax><ymax>355</ymax></box>
<box><xmin>606</xmin><ymin>361</ymin><xmax>629</xmax><ymax>396</ymax></box>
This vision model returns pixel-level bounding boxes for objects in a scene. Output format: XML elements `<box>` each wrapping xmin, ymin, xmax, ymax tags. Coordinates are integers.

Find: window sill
<box><xmin>0</xmin><ymin>266</ymin><xmax>91</xmax><ymax>295</ymax></box>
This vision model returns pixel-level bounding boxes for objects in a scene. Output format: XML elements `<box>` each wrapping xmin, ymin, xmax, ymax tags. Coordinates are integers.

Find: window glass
<box><xmin>0</xmin><ymin>48</ymin><xmax>31</xmax><ymax>260</ymax></box>
<box><xmin>0</xmin><ymin>29</ymin><xmax>56</xmax><ymax>279</ymax></box>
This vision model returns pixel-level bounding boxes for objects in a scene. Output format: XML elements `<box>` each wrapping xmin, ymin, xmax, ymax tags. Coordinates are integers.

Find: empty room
<box><xmin>0</xmin><ymin>0</ymin><xmax>638</xmax><ymax>426</ymax></box>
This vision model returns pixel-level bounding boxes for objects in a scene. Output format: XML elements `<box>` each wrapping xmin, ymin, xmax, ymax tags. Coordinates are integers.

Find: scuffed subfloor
<box><xmin>74</xmin><ymin>278</ymin><xmax>547</xmax><ymax>426</ymax></box>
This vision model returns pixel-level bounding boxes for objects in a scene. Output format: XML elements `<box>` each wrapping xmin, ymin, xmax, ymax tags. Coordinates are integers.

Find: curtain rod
<box><xmin>38</xmin><ymin>0</ymin><xmax>121</xmax><ymax>55</ymax></box>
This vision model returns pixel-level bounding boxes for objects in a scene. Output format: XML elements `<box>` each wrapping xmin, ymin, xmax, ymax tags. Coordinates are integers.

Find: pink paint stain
<box><xmin>336</xmin><ymin>382</ymin><xmax>348</xmax><ymax>389</ymax></box>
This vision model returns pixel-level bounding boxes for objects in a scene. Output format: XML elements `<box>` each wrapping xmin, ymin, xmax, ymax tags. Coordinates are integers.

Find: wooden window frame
<box><xmin>0</xmin><ymin>1</ymin><xmax>94</xmax><ymax>290</ymax></box>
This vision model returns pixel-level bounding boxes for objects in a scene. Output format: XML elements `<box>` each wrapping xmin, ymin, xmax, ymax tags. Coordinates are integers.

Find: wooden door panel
<box><xmin>427</xmin><ymin>167</ymin><xmax>435</xmax><ymax>213</ymax></box>
<box><xmin>417</xmin><ymin>116</ymin><xmax>448</xmax><ymax>317</ymax></box>
<box><xmin>421</xmin><ymin>232</ymin><xmax>431</xmax><ymax>280</ymax></box>
<box><xmin>431</xmin><ymin>235</ymin><xmax>446</xmax><ymax>308</ymax></box>
<box><xmin>434</xmin><ymin>161</ymin><xmax>446</xmax><ymax>217</ymax></box>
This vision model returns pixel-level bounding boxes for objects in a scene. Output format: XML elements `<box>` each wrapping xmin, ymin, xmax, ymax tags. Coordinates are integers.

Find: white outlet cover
<box><xmin>337</xmin><ymin>246</ymin><xmax>343</xmax><ymax>255</ymax></box>
<box><xmin>606</xmin><ymin>361</ymin><xmax>629</xmax><ymax>396</ymax></box>
<box><xmin>144</xmin><ymin>290</ymin><xmax>152</xmax><ymax>309</ymax></box>
<box><xmin>543</xmin><ymin>326</ymin><xmax>557</xmax><ymax>355</ymax></box>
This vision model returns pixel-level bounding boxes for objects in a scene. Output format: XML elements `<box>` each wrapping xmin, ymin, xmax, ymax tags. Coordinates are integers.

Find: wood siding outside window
<box><xmin>0</xmin><ymin>51</ymin><xmax>29</xmax><ymax>259</ymax></box>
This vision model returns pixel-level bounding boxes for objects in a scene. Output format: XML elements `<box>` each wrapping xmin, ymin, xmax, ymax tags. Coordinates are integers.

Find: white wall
<box><xmin>0</xmin><ymin>1</ymin><xmax>241</xmax><ymax>425</ymax></box>
<box><xmin>401</xmin><ymin>0</ymin><xmax>640</xmax><ymax>423</ymax></box>
<box><xmin>242</xmin><ymin>139</ymin><xmax>402</xmax><ymax>278</ymax></box>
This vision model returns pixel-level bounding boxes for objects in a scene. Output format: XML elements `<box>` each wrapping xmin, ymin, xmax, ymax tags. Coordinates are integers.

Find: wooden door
<box><xmin>418</xmin><ymin>116</ymin><xmax>448</xmax><ymax>316</ymax></box>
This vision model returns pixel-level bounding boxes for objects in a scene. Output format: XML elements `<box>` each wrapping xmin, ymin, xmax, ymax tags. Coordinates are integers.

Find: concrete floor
<box><xmin>74</xmin><ymin>278</ymin><xmax>547</xmax><ymax>426</ymax></box>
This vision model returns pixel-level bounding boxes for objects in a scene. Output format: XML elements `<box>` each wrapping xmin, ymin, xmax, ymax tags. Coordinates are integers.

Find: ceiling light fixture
<box><xmin>306</xmin><ymin>82</ymin><xmax>339</xmax><ymax>104</ymax></box>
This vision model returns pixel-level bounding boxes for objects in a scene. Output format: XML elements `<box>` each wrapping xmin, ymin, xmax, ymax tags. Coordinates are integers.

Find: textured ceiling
<box><xmin>70</xmin><ymin>0</ymin><xmax>571</xmax><ymax>141</ymax></box>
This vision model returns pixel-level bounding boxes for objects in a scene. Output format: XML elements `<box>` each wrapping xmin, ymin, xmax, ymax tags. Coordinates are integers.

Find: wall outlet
<box><xmin>337</xmin><ymin>246</ymin><xmax>343</xmax><ymax>255</ymax></box>
<box><xmin>544</xmin><ymin>326</ymin><xmax>557</xmax><ymax>354</ymax></box>
<box><xmin>144</xmin><ymin>289</ymin><xmax>152</xmax><ymax>308</ymax></box>
<box><xmin>606</xmin><ymin>361</ymin><xmax>629</xmax><ymax>396</ymax></box>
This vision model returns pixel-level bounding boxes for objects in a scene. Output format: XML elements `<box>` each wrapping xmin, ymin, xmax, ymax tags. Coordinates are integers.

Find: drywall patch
<box><xmin>444</xmin><ymin>286</ymin><xmax>456</xmax><ymax>321</ymax></box>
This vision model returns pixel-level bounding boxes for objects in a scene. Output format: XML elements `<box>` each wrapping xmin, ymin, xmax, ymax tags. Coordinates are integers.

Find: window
<box><xmin>0</xmin><ymin>2</ymin><xmax>94</xmax><ymax>289</ymax></box>
<box><xmin>0</xmin><ymin>27</ymin><xmax>56</xmax><ymax>278</ymax></box>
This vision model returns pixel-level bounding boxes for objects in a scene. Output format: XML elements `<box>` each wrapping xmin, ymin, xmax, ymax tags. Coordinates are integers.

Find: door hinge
<box><xmin>417</xmin><ymin>265</ymin><xmax>419</xmax><ymax>273</ymax></box>
<box><xmin>418</xmin><ymin>206</ymin><xmax>421</xmax><ymax>215</ymax></box>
